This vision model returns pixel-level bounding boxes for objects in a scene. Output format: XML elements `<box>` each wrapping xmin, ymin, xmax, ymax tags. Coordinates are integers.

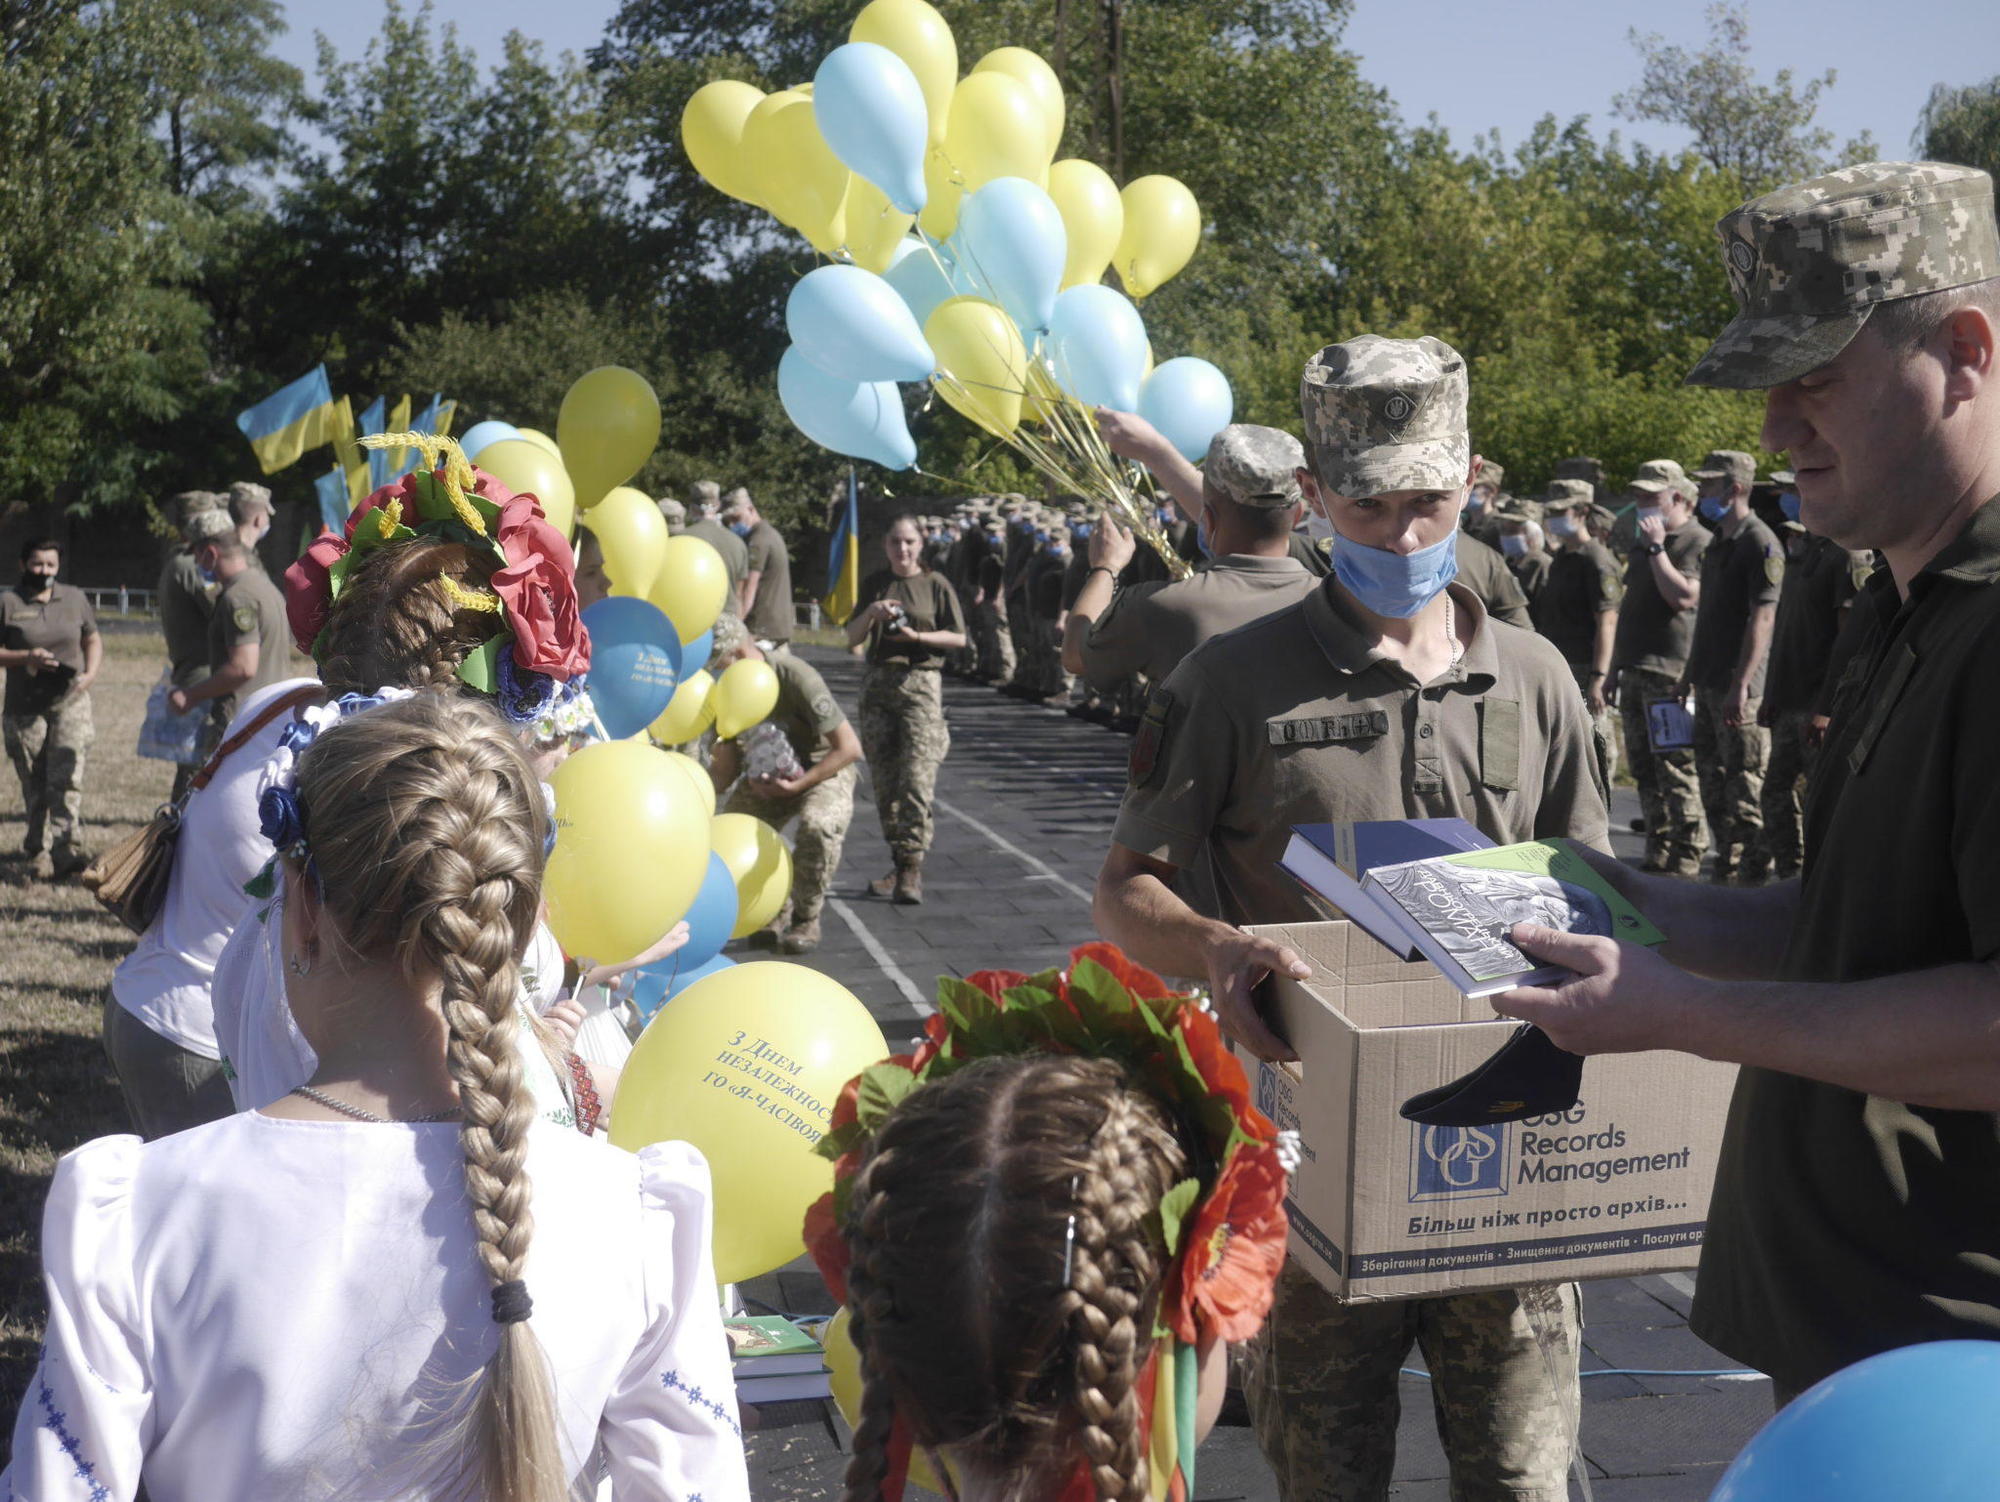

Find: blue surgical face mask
<box><xmin>1779</xmin><ymin>491</ymin><xmax>1801</xmax><ymax>522</ymax></box>
<box><xmin>1547</xmin><ymin>514</ymin><xmax>1578</xmax><ymax>540</ymax></box>
<box><xmin>1500</xmin><ymin>534</ymin><xmax>1527</xmax><ymax>558</ymax></box>
<box><xmin>1698</xmin><ymin>494</ymin><xmax>1728</xmax><ymax>522</ymax></box>
<box><xmin>198</xmin><ymin>566</ymin><xmax>218</xmax><ymax>586</ymax></box>
<box><xmin>729</xmin><ymin>521</ymin><xmax>752</xmax><ymax>538</ymax></box>
<box><xmin>1333</xmin><ymin>529</ymin><xmax>1460</xmax><ymax>619</ymax></box>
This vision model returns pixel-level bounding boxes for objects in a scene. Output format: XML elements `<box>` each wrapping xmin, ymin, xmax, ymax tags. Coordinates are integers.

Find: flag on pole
<box><xmin>822</xmin><ymin>467</ymin><xmax>861</xmax><ymax>625</ymax></box>
<box><xmin>235</xmin><ymin>366</ymin><xmax>339</xmax><ymax>474</ymax></box>
<box><xmin>364</xmin><ymin>394</ymin><xmax>414</xmax><ymax>489</ymax></box>
<box><xmin>412</xmin><ymin>392</ymin><xmax>455</xmax><ymax>440</ymax></box>
<box><xmin>329</xmin><ymin>396</ymin><xmax>369</xmax><ymax>505</ymax></box>
<box><xmin>313</xmin><ymin>466</ymin><xmax>349</xmax><ymax>533</ymax></box>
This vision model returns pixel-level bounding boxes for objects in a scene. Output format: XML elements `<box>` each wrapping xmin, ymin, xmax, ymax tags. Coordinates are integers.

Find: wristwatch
<box><xmin>1644</xmin><ymin>542</ymin><xmax>1666</xmax><ymax>557</ymax></box>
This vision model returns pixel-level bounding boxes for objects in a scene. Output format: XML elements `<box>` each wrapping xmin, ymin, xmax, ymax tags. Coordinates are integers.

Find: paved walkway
<box><xmin>733</xmin><ymin>647</ymin><xmax>1768</xmax><ymax>1501</ymax></box>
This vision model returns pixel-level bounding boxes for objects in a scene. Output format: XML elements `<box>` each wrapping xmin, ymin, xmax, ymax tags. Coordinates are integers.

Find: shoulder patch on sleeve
<box><xmin>1129</xmin><ymin>686</ymin><xmax>1175</xmax><ymax>789</ymax></box>
<box><xmin>232</xmin><ymin>604</ymin><xmax>258</xmax><ymax>634</ymax></box>
<box><xmin>1763</xmin><ymin>551</ymin><xmax>1785</xmax><ymax>588</ymax></box>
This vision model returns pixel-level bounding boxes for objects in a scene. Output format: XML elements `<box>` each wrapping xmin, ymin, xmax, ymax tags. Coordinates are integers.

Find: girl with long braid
<box><xmin>806</xmin><ymin>947</ymin><xmax>1293</xmax><ymax>1502</ymax></box>
<box><xmin>3</xmin><ymin>695</ymin><xmax>749</xmax><ymax>1500</ymax></box>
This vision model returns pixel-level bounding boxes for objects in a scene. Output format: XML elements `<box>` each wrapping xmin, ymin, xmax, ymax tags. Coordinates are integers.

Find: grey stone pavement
<box><xmin>729</xmin><ymin>646</ymin><xmax>1770</xmax><ymax>1501</ymax></box>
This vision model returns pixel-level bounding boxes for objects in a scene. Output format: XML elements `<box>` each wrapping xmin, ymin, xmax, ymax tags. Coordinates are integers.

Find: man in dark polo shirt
<box><xmin>1611</xmin><ymin>460</ymin><xmax>1710</xmax><ymax>875</ymax></box>
<box><xmin>167</xmin><ymin>519</ymin><xmax>293</xmax><ymax>744</ymax></box>
<box><xmin>1757</xmin><ymin>511</ymin><xmax>1874</xmax><ymax>879</ymax></box>
<box><xmin>1498</xmin><ymin>160</ymin><xmax>2000</xmax><ymax>1403</ymax></box>
<box><xmin>723</xmin><ymin>489</ymin><xmax>794</xmax><ymax>652</ymax></box>
<box><xmin>1535</xmin><ymin>480</ymin><xmax>1624</xmax><ymax>787</ymax></box>
<box><xmin>2</xmin><ymin>538</ymin><xmax>102</xmax><ymax>878</ymax></box>
<box><xmin>1685</xmin><ymin>449</ymin><xmax>1782</xmax><ymax>883</ymax></box>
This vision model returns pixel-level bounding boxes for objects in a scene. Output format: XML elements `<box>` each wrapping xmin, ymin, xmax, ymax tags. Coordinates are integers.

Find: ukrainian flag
<box><xmin>235</xmin><ymin>366</ymin><xmax>338</xmax><ymax>475</ymax></box>
<box><xmin>823</xmin><ymin>467</ymin><xmax>861</xmax><ymax>625</ymax></box>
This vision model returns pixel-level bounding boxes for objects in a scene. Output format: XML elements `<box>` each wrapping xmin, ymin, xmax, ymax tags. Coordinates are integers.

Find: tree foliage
<box><xmin>1918</xmin><ymin>76</ymin><xmax>2000</xmax><ymax>183</ymax></box>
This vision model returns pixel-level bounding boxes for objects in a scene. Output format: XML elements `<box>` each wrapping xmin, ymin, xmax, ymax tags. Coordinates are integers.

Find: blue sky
<box><xmin>273</xmin><ymin>0</ymin><xmax>1997</xmax><ymax>161</ymax></box>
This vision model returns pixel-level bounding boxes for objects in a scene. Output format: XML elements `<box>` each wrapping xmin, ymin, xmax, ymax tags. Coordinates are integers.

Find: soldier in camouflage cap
<box><xmin>1544</xmin><ymin>478</ymin><xmax>1595</xmax><ymax>512</ymax></box>
<box><xmin>1688</xmin><ymin>160</ymin><xmax>2000</xmax><ymax>389</ymax></box>
<box><xmin>1300</xmin><ymin>333</ymin><xmax>1469</xmax><ymax>497</ymax></box>
<box><xmin>1205</xmin><ymin>423</ymin><xmax>1306</xmax><ymax>506</ymax></box>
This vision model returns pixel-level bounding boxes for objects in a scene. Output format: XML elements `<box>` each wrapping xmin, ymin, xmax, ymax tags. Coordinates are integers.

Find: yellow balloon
<box><xmin>545</xmin><ymin>740</ymin><xmax>711</xmax><ymax>965</ymax></box>
<box><xmin>824</xmin><ymin>1310</ymin><xmax>948</xmax><ymax>1493</ymax></box>
<box><xmin>1047</xmin><ymin>158</ymin><xmax>1123</xmax><ymax>289</ymax></box>
<box><xmin>475</xmin><ymin>437</ymin><xmax>575</xmax><ymax>537</ymax></box>
<box><xmin>659</xmin><ymin>747</ymin><xmax>717</xmax><ymax>818</ymax></box>
<box><xmin>647</xmin><ymin>534</ymin><xmax>731</xmax><ymax>643</ymax></box>
<box><xmin>1115</xmin><ymin>175</ymin><xmax>1202</xmax><ymax>299</ymax></box>
<box><xmin>681</xmin><ymin>79</ymin><xmax>767</xmax><ymax>207</ymax></box>
<box><xmin>560</xmin><ymin>366</ymin><xmax>662</xmax><ymax>513</ymax></box>
<box><xmin>609</xmin><ymin>961</ymin><xmax>888</xmax><ymax>1284</ymax></box>
<box><xmin>743</xmin><ymin>88</ymin><xmax>850</xmax><ymax>256</ymax></box>
<box><xmin>926</xmin><ymin>296</ymin><xmax>1028</xmax><ymax>438</ymax></box>
<box><xmin>945</xmin><ymin>72</ymin><xmax>1050</xmax><ymax>192</ymax></box>
<box><xmin>712</xmin><ymin>657</ymin><xmax>779</xmax><ymax>739</ymax></box>
<box><xmin>844</xmin><ymin>177</ymin><xmax>916</xmax><ymax>274</ymax></box>
<box><xmin>586</xmin><ymin>486</ymin><xmax>668</xmax><ymax>599</ymax></box>
<box><xmin>849</xmin><ymin>0</ymin><xmax>957</xmax><ymax>148</ymax></box>
<box><xmin>916</xmin><ymin>143</ymin><xmax>962</xmax><ymax>239</ymax></box>
<box><xmin>651</xmin><ymin>669</ymin><xmax>715</xmax><ymax>746</ymax></box>
<box><xmin>972</xmin><ymin>47</ymin><xmax>1063</xmax><ymax>161</ymax></box>
<box><xmin>710</xmin><ymin>812</ymin><xmax>793</xmax><ymax>937</ymax></box>
<box><xmin>517</xmin><ymin>426</ymin><xmax>562</xmax><ymax>458</ymax></box>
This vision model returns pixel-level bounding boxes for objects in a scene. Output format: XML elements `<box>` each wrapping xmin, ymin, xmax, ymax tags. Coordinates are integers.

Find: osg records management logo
<box><xmin>1409</xmin><ymin>1122</ymin><xmax>1513</xmax><ymax>1202</ymax></box>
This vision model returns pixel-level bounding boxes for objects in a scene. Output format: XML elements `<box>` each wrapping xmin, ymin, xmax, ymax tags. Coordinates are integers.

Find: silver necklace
<box><xmin>1443</xmin><ymin>593</ymin><xmax>1465</xmax><ymax>671</ymax></box>
<box><xmin>289</xmin><ymin>1084</ymin><xmax>459</xmax><ymax>1124</ymax></box>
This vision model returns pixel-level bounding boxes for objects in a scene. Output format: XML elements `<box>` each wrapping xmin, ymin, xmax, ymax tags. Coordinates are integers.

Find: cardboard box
<box><xmin>1242</xmin><ymin>920</ymin><xmax>1738</xmax><ymax>1302</ymax></box>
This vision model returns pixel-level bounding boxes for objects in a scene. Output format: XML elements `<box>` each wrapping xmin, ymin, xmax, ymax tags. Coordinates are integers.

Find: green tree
<box><xmin>1918</xmin><ymin>76</ymin><xmax>2000</xmax><ymax>183</ymax></box>
<box><xmin>1612</xmin><ymin>2</ymin><xmax>1876</xmax><ymax>194</ymax></box>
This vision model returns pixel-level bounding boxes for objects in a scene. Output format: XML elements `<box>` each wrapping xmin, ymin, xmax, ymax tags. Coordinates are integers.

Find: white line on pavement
<box><xmin>826</xmin><ymin>897</ymin><xmax>933</xmax><ymax>1018</ymax></box>
<box><xmin>935</xmin><ymin>797</ymin><xmax>1098</xmax><ymax>907</ymax></box>
<box><xmin>1659</xmin><ymin>1271</ymin><xmax>1697</xmax><ymax>1299</ymax></box>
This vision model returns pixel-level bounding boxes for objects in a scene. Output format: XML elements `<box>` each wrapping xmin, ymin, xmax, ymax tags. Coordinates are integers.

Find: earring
<box><xmin>288</xmin><ymin>951</ymin><xmax>312</xmax><ymax>978</ymax></box>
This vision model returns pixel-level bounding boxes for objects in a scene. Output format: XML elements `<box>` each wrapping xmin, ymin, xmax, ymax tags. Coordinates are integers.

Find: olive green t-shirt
<box><xmin>0</xmin><ymin>582</ymin><xmax>96</xmax><ymax>717</ymax></box>
<box><xmin>1762</xmin><ymin>535</ymin><xmax>1875</xmax><ymax>717</ymax></box>
<box><xmin>1691</xmin><ymin>494</ymin><xmax>2000</xmax><ymax>1392</ymax></box>
<box><xmin>858</xmin><ymin>568</ymin><xmax>966</xmax><ymax>669</ymax></box>
<box><xmin>743</xmin><ymin>520</ymin><xmax>794</xmax><ymax>643</ymax></box>
<box><xmin>1454</xmin><ymin>532</ymin><xmax>1533</xmax><ymax>630</ymax></box>
<box><xmin>1534</xmin><ymin>542</ymin><xmax>1623</xmax><ymax>668</ymax></box>
<box><xmin>1081</xmin><ymin>554</ymin><xmax>1318</xmax><ymax>692</ymax></box>
<box><xmin>1686</xmin><ymin>512</ymin><xmax>1783</xmax><ymax>695</ymax></box>
<box><xmin>157</xmin><ymin>550</ymin><xmax>216</xmax><ymax>686</ymax></box>
<box><xmin>1111</xmin><ymin>579</ymin><xmax>1610</xmax><ymax>928</ymax></box>
<box><xmin>1613</xmin><ymin>519</ymin><xmax>1711</xmax><ymax>678</ymax></box>
<box><xmin>685</xmin><ymin>518</ymin><xmax>749</xmax><ymax>590</ymax></box>
<box><xmin>206</xmin><ymin>565</ymin><xmax>294</xmax><ymax>727</ymax></box>
<box><xmin>753</xmin><ymin>651</ymin><xmax>846</xmax><ymax>766</ymax></box>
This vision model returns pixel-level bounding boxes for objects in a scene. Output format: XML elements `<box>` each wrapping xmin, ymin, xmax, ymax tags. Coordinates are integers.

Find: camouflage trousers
<box><xmin>859</xmin><ymin>665</ymin><xmax>950</xmax><ymax>862</ymax></box>
<box><xmin>724</xmin><ymin>762</ymin><xmax>857</xmax><ymax>925</ymax></box>
<box><xmin>1244</xmin><ymin>1262</ymin><xmax>1581</xmax><ymax>1502</ymax></box>
<box><xmin>4</xmin><ymin>690</ymin><xmax>94</xmax><ymax>857</ymax></box>
<box><xmin>1618</xmin><ymin>669</ymin><xmax>1704</xmax><ymax>877</ymax></box>
<box><xmin>1759</xmin><ymin>710</ymin><xmax>1819</xmax><ymax>882</ymax></box>
<box><xmin>1568</xmin><ymin>663</ymin><xmax>1619</xmax><ymax>792</ymax></box>
<box><xmin>1693</xmin><ymin>687</ymin><xmax>1770</xmax><ymax>880</ymax></box>
<box><xmin>971</xmin><ymin>598</ymin><xmax>1015</xmax><ymax>682</ymax></box>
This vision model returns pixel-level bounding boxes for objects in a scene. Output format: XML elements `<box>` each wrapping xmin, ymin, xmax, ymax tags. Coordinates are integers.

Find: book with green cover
<box><xmin>1360</xmin><ymin>839</ymin><xmax>1665</xmax><ymax>998</ymax></box>
<box><xmin>725</xmin><ymin>1314</ymin><xmax>824</xmax><ymax>1377</ymax></box>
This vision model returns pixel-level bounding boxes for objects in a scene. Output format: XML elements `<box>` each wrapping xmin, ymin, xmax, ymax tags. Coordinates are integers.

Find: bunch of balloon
<box><xmin>579</xmin><ymin>597</ymin><xmax>682</xmax><ymax>741</ymax></box>
<box><xmin>544</xmin><ymin>740</ymin><xmax>711</xmax><ymax>966</ymax></box>
<box><xmin>610</xmin><ymin>962</ymin><xmax>890</xmax><ymax>1284</ymax></box>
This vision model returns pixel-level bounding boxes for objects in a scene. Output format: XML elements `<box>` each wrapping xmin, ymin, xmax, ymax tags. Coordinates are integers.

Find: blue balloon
<box><xmin>813</xmin><ymin>42</ymin><xmax>929</xmax><ymax>215</ymax></box>
<box><xmin>778</xmin><ymin>346</ymin><xmax>917</xmax><ymax>471</ymax></box>
<box><xmin>460</xmin><ymin>420</ymin><xmax>521</xmax><ymax>459</ymax></box>
<box><xmin>955</xmin><ymin>177</ymin><xmax>1067</xmax><ymax>336</ymax></box>
<box><xmin>1138</xmin><ymin>357</ymin><xmax>1236</xmax><ymax>463</ymax></box>
<box><xmin>883</xmin><ymin>237</ymin><xmax>988</xmax><ymax>331</ymax></box>
<box><xmin>580</xmin><ymin>596</ymin><xmax>682</xmax><ymax>739</ymax></box>
<box><xmin>1046</xmin><ymin>283</ymin><xmax>1150</xmax><ymax>412</ymax></box>
<box><xmin>631</xmin><ymin>953</ymin><xmax>738</xmax><ymax>1025</ymax></box>
<box><xmin>680</xmin><ymin>852</ymin><xmax>740</xmax><ymax>969</ymax></box>
<box><xmin>1712</xmin><ymin>1341</ymin><xmax>2000</xmax><ymax>1502</ymax></box>
<box><xmin>680</xmin><ymin>629</ymin><xmax>713</xmax><ymax>677</ymax></box>
<box><xmin>787</xmin><ymin>264</ymin><xmax>935</xmax><ymax>383</ymax></box>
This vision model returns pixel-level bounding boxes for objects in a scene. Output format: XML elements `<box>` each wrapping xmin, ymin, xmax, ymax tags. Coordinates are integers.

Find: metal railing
<box><xmin>82</xmin><ymin>586</ymin><xmax>158</xmax><ymax>616</ymax></box>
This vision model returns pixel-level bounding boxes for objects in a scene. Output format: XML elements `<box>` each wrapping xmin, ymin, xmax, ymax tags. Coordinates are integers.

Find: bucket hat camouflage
<box><xmin>1541</xmin><ymin>478</ymin><xmax>1595</xmax><ymax>511</ymax></box>
<box><xmin>1688</xmin><ymin>161</ymin><xmax>1999</xmax><ymax>389</ymax></box>
<box><xmin>1626</xmin><ymin>459</ymin><xmax>1688</xmax><ymax>499</ymax></box>
<box><xmin>1204</xmin><ymin>424</ymin><xmax>1306</xmax><ymax>508</ymax></box>
<box><xmin>1300</xmin><ymin>334</ymin><xmax>1469</xmax><ymax>497</ymax></box>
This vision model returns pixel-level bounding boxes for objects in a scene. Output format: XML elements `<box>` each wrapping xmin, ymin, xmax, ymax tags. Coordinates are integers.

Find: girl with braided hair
<box><xmin>3</xmin><ymin>695</ymin><xmax>750</xmax><ymax>1501</ymax></box>
<box><xmin>810</xmin><ymin>948</ymin><xmax>1292</xmax><ymax>1502</ymax></box>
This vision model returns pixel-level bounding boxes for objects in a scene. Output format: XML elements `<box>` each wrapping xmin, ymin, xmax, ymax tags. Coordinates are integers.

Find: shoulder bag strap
<box><xmin>187</xmin><ymin>683</ymin><xmax>325</xmax><ymax>796</ymax></box>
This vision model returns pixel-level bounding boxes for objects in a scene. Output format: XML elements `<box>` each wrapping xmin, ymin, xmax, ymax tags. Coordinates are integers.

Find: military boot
<box><xmin>867</xmin><ymin>871</ymin><xmax>896</xmax><ymax>898</ymax></box>
<box><xmin>892</xmin><ymin>861</ymin><xmax>923</xmax><ymax>905</ymax></box>
<box><xmin>780</xmin><ymin>916</ymin><xmax>821</xmax><ymax>954</ymax></box>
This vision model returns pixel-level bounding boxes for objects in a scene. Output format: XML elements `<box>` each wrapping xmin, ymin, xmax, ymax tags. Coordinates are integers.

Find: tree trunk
<box><xmin>1102</xmin><ymin>0</ymin><xmax>1125</xmax><ymax>182</ymax></box>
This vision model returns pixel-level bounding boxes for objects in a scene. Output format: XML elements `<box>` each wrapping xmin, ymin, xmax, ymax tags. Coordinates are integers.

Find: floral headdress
<box><xmin>804</xmin><ymin>943</ymin><xmax>1295</xmax><ymax>1502</ymax></box>
<box><xmin>283</xmin><ymin>433</ymin><xmax>591</xmax><ymax>715</ymax></box>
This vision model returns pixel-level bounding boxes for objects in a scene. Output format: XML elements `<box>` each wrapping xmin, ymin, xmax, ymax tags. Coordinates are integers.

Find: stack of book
<box><xmin>726</xmin><ymin>1313</ymin><xmax>832</xmax><ymax>1404</ymax></box>
<box><xmin>1280</xmin><ymin>820</ymin><xmax>1663</xmax><ymax>997</ymax></box>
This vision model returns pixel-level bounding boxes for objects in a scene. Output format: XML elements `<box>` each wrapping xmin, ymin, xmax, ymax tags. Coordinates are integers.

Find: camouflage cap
<box><xmin>1554</xmin><ymin>456</ymin><xmax>1604</xmax><ymax>485</ymax></box>
<box><xmin>1203</xmin><ymin>424</ymin><xmax>1306</xmax><ymax>508</ymax></box>
<box><xmin>1300</xmin><ymin>334</ymin><xmax>1469</xmax><ymax>497</ymax></box>
<box><xmin>1494</xmin><ymin>496</ymin><xmax>1544</xmax><ymax>524</ymax></box>
<box><xmin>1586</xmin><ymin>504</ymin><xmax>1619</xmax><ymax>532</ymax></box>
<box><xmin>1627</xmin><ymin>459</ymin><xmax>1688</xmax><ymax>498</ymax></box>
<box><xmin>1688</xmin><ymin>161</ymin><xmax>2000</xmax><ymax>389</ymax></box>
<box><xmin>228</xmin><ymin>480</ymin><xmax>273</xmax><ymax>512</ymax></box>
<box><xmin>1474</xmin><ymin>459</ymin><xmax>1505</xmax><ymax>492</ymax></box>
<box><xmin>1768</xmin><ymin>468</ymin><xmax>1797</xmax><ymax>486</ymax></box>
<box><xmin>184</xmin><ymin>508</ymin><xmax>236</xmax><ymax>545</ymax></box>
<box><xmin>657</xmin><ymin>496</ymin><xmax>686</xmax><ymax>523</ymax></box>
<box><xmin>1541</xmin><ymin>478</ymin><xmax>1595</xmax><ymax>511</ymax></box>
<box><xmin>691</xmin><ymin>479</ymin><xmax>722</xmax><ymax>509</ymax></box>
<box><xmin>1692</xmin><ymin>450</ymin><xmax>1757</xmax><ymax>486</ymax></box>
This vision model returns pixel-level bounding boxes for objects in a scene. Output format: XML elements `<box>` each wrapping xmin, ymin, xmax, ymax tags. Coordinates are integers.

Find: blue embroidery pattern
<box><xmin>660</xmin><ymin>1369</ymin><xmax>741</xmax><ymax>1438</ymax></box>
<box><xmin>36</xmin><ymin>1372</ymin><xmax>111</xmax><ymax>1501</ymax></box>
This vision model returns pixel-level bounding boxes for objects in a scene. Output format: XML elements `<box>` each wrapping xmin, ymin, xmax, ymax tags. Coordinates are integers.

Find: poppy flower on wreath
<box><xmin>802</xmin><ymin>1189</ymin><xmax>849</xmax><ymax>1304</ymax></box>
<box><xmin>1168</xmin><ymin>1138</ymin><xmax>1289</xmax><ymax>1344</ymax></box>
<box><xmin>963</xmin><ymin>969</ymin><xmax>1030</xmax><ymax>1004</ymax></box>
<box><xmin>1066</xmin><ymin>941</ymin><xmax>1175</xmax><ymax>1001</ymax></box>
<box><xmin>1173</xmin><ymin>1010</ymin><xmax>1266</xmax><ymax>1133</ymax></box>
<box><xmin>492</xmin><ymin>495</ymin><xmax>590</xmax><ymax>679</ymax></box>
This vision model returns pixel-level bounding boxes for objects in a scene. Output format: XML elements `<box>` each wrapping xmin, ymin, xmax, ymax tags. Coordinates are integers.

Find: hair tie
<box><xmin>490</xmin><ymin>1279</ymin><xmax>534</xmax><ymax>1325</ymax></box>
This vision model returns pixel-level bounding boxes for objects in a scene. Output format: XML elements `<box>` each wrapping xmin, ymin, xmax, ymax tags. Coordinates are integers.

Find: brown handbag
<box><xmin>83</xmin><ymin>685</ymin><xmax>323</xmax><ymax>934</ymax></box>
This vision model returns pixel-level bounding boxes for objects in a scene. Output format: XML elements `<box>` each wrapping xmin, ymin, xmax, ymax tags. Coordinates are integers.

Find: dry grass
<box><xmin>0</xmin><ymin>627</ymin><xmax>175</xmax><ymax>1418</ymax></box>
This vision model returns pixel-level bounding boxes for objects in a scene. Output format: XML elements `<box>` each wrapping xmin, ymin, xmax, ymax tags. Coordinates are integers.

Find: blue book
<box><xmin>1280</xmin><ymin>819</ymin><xmax>1496</xmax><ymax>960</ymax></box>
